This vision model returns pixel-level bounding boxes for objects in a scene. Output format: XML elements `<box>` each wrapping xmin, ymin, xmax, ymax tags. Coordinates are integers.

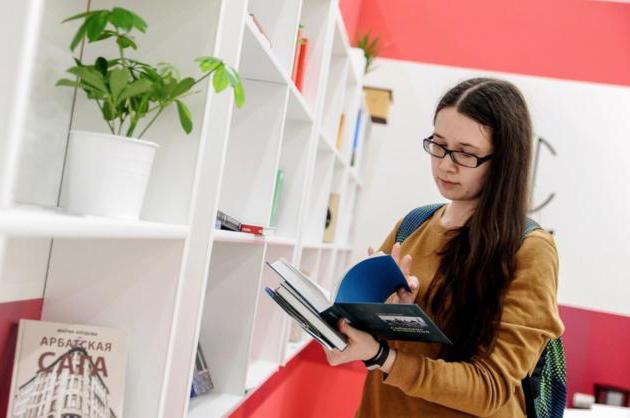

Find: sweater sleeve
<box><xmin>382</xmin><ymin>231</ymin><xmax>565</xmax><ymax>417</ymax></box>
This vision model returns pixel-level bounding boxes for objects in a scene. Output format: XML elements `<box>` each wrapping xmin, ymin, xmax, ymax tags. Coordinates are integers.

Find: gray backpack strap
<box><xmin>397</xmin><ymin>206</ymin><xmax>542</xmax><ymax>244</ymax></box>
<box><xmin>522</xmin><ymin>218</ymin><xmax>542</xmax><ymax>240</ymax></box>
<box><xmin>395</xmin><ymin>203</ymin><xmax>446</xmax><ymax>243</ymax></box>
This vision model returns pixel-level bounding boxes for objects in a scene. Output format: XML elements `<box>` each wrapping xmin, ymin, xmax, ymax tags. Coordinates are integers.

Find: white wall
<box><xmin>351</xmin><ymin>58</ymin><xmax>630</xmax><ymax>317</ymax></box>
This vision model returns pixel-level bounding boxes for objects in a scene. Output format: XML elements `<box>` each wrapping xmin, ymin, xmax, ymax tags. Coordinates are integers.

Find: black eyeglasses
<box><xmin>422</xmin><ymin>136</ymin><xmax>492</xmax><ymax>168</ymax></box>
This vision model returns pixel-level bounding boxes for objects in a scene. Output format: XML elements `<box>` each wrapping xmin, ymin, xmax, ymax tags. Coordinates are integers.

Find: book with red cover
<box><xmin>291</xmin><ymin>25</ymin><xmax>304</xmax><ymax>83</ymax></box>
<box><xmin>240</xmin><ymin>223</ymin><xmax>264</xmax><ymax>235</ymax></box>
<box><xmin>295</xmin><ymin>38</ymin><xmax>309</xmax><ymax>92</ymax></box>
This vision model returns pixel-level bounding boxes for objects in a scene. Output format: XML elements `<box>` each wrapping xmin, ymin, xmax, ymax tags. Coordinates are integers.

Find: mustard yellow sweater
<box><xmin>355</xmin><ymin>205</ymin><xmax>564</xmax><ymax>418</ymax></box>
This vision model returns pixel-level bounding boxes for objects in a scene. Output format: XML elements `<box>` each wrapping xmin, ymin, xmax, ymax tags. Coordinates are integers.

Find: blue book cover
<box><xmin>265</xmin><ymin>256</ymin><xmax>451</xmax><ymax>348</ymax></box>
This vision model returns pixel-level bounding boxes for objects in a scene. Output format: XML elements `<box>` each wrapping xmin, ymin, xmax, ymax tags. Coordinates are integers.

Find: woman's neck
<box><xmin>440</xmin><ymin>200</ymin><xmax>477</xmax><ymax>229</ymax></box>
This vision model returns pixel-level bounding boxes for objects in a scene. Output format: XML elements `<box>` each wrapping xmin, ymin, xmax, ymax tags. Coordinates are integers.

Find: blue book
<box><xmin>265</xmin><ymin>255</ymin><xmax>451</xmax><ymax>351</ymax></box>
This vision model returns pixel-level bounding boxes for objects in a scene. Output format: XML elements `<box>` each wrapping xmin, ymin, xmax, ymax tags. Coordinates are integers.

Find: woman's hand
<box><xmin>368</xmin><ymin>243</ymin><xmax>420</xmax><ymax>304</ymax></box>
<box><xmin>324</xmin><ymin>319</ymin><xmax>380</xmax><ymax>366</ymax></box>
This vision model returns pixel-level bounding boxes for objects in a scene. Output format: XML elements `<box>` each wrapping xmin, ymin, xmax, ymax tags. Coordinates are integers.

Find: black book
<box><xmin>265</xmin><ymin>256</ymin><xmax>451</xmax><ymax>351</ymax></box>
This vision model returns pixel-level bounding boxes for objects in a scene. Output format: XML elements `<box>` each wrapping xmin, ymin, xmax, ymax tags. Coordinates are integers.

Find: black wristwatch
<box><xmin>363</xmin><ymin>340</ymin><xmax>390</xmax><ymax>371</ymax></box>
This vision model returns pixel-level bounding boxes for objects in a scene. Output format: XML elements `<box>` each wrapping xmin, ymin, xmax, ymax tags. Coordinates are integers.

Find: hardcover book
<box><xmin>264</xmin><ymin>256</ymin><xmax>451</xmax><ymax>351</ymax></box>
<box><xmin>7</xmin><ymin>319</ymin><xmax>127</xmax><ymax>418</ymax></box>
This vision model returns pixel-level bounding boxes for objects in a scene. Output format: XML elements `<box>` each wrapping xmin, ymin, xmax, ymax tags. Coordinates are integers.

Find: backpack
<box><xmin>395</xmin><ymin>203</ymin><xmax>567</xmax><ymax>418</ymax></box>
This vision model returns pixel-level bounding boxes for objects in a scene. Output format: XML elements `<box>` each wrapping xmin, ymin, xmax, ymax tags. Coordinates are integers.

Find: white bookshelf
<box><xmin>1</xmin><ymin>1</ymin><xmax>372</xmax><ymax>417</ymax></box>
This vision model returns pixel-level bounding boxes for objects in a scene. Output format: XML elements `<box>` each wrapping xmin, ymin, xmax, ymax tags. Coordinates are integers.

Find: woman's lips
<box><xmin>439</xmin><ymin>178</ymin><xmax>458</xmax><ymax>187</ymax></box>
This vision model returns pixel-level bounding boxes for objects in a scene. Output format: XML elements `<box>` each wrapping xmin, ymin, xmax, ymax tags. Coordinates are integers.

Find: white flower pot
<box><xmin>59</xmin><ymin>130</ymin><xmax>159</xmax><ymax>220</ymax></box>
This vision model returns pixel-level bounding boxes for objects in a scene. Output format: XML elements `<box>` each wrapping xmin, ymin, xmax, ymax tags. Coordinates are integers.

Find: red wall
<box><xmin>353</xmin><ymin>0</ymin><xmax>630</xmax><ymax>87</ymax></box>
<box><xmin>0</xmin><ymin>299</ymin><xmax>44</xmax><ymax>416</ymax></box>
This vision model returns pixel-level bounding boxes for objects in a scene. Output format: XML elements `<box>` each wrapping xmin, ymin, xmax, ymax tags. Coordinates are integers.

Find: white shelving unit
<box><xmin>0</xmin><ymin>1</ymin><xmax>373</xmax><ymax>417</ymax></box>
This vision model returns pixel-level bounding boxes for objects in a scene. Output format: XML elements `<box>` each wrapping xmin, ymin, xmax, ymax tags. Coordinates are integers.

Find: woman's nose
<box><xmin>438</xmin><ymin>153</ymin><xmax>458</xmax><ymax>172</ymax></box>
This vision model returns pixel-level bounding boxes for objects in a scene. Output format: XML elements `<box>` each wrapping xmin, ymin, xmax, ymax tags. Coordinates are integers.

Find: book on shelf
<box><xmin>248</xmin><ymin>13</ymin><xmax>272</xmax><ymax>49</ymax></box>
<box><xmin>7</xmin><ymin>319</ymin><xmax>127</xmax><ymax>418</ymax></box>
<box><xmin>335</xmin><ymin>113</ymin><xmax>346</xmax><ymax>151</ymax></box>
<box><xmin>351</xmin><ymin>109</ymin><xmax>363</xmax><ymax>167</ymax></box>
<box><xmin>216</xmin><ymin>210</ymin><xmax>241</xmax><ymax>232</ymax></box>
<box><xmin>190</xmin><ymin>343</ymin><xmax>214</xmax><ymax>398</ymax></box>
<box><xmin>264</xmin><ymin>256</ymin><xmax>452</xmax><ymax>351</ymax></box>
<box><xmin>269</xmin><ymin>168</ymin><xmax>284</xmax><ymax>227</ymax></box>
<box><xmin>291</xmin><ymin>24</ymin><xmax>304</xmax><ymax>82</ymax></box>
<box><xmin>323</xmin><ymin>193</ymin><xmax>340</xmax><ymax>243</ymax></box>
<box><xmin>295</xmin><ymin>37</ymin><xmax>309</xmax><ymax>92</ymax></box>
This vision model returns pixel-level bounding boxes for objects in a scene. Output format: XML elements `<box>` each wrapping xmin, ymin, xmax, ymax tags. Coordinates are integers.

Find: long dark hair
<box><xmin>425</xmin><ymin>78</ymin><xmax>533</xmax><ymax>362</ymax></box>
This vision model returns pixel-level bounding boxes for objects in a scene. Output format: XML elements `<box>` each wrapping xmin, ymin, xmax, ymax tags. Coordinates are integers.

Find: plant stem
<box><xmin>137</xmin><ymin>106</ymin><xmax>164</xmax><ymax>139</ymax></box>
<box><xmin>96</xmin><ymin>100</ymin><xmax>116</xmax><ymax>134</ymax></box>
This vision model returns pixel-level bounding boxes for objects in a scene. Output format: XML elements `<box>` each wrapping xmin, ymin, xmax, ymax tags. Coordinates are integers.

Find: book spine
<box><xmin>269</xmin><ymin>169</ymin><xmax>284</xmax><ymax>227</ymax></box>
<box><xmin>351</xmin><ymin>109</ymin><xmax>363</xmax><ymax>167</ymax></box>
<box><xmin>291</xmin><ymin>25</ymin><xmax>303</xmax><ymax>83</ymax></box>
<box><xmin>216</xmin><ymin>210</ymin><xmax>241</xmax><ymax>231</ymax></box>
<box><xmin>296</xmin><ymin>38</ymin><xmax>309</xmax><ymax>92</ymax></box>
<box><xmin>240</xmin><ymin>224</ymin><xmax>264</xmax><ymax>235</ymax></box>
<box><xmin>335</xmin><ymin>113</ymin><xmax>346</xmax><ymax>151</ymax></box>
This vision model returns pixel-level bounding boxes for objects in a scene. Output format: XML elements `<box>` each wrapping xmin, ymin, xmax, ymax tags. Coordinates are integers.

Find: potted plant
<box><xmin>355</xmin><ymin>31</ymin><xmax>393</xmax><ymax>125</ymax></box>
<box><xmin>57</xmin><ymin>7</ymin><xmax>245</xmax><ymax>219</ymax></box>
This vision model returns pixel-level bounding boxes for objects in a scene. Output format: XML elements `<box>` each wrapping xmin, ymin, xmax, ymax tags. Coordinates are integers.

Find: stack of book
<box><xmin>264</xmin><ymin>256</ymin><xmax>451</xmax><ymax>352</ymax></box>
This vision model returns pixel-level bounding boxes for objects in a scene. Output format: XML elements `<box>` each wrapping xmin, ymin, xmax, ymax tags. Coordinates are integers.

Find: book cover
<box><xmin>351</xmin><ymin>109</ymin><xmax>363</xmax><ymax>167</ymax></box>
<box><xmin>323</xmin><ymin>193</ymin><xmax>340</xmax><ymax>243</ymax></box>
<box><xmin>295</xmin><ymin>38</ymin><xmax>309</xmax><ymax>92</ymax></box>
<box><xmin>335</xmin><ymin>113</ymin><xmax>346</xmax><ymax>151</ymax></box>
<box><xmin>291</xmin><ymin>24</ymin><xmax>304</xmax><ymax>83</ymax></box>
<box><xmin>265</xmin><ymin>256</ymin><xmax>451</xmax><ymax>351</ymax></box>
<box><xmin>7</xmin><ymin>319</ymin><xmax>127</xmax><ymax>418</ymax></box>
<box><xmin>190</xmin><ymin>343</ymin><xmax>214</xmax><ymax>398</ymax></box>
<box><xmin>269</xmin><ymin>169</ymin><xmax>284</xmax><ymax>227</ymax></box>
<box><xmin>216</xmin><ymin>210</ymin><xmax>241</xmax><ymax>232</ymax></box>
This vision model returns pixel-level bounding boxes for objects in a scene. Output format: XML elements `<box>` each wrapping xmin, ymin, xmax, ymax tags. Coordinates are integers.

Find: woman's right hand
<box><xmin>368</xmin><ymin>243</ymin><xmax>420</xmax><ymax>304</ymax></box>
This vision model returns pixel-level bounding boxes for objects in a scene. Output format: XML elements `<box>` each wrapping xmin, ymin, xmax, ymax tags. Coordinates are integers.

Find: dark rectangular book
<box><xmin>265</xmin><ymin>256</ymin><xmax>451</xmax><ymax>351</ymax></box>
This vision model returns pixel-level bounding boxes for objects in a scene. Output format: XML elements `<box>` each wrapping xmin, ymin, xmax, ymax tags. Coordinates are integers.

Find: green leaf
<box><xmin>69</xmin><ymin>19</ymin><xmax>89</xmax><ymax>51</ymax></box>
<box><xmin>129</xmin><ymin>11</ymin><xmax>148</xmax><ymax>33</ymax></box>
<box><xmin>175</xmin><ymin>100</ymin><xmax>193</xmax><ymax>134</ymax></box>
<box><xmin>212</xmin><ymin>66</ymin><xmax>228</xmax><ymax>93</ymax></box>
<box><xmin>102</xmin><ymin>100</ymin><xmax>117</xmax><ymax>121</ymax></box>
<box><xmin>109</xmin><ymin>7</ymin><xmax>134</xmax><ymax>31</ymax></box>
<box><xmin>223</xmin><ymin>65</ymin><xmax>241</xmax><ymax>87</ymax></box>
<box><xmin>118</xmin><ymin>79</ymin><xmax>153</xmax><ymax>103</ymax></box>
<box><xmin>95</xmin><ymin>57</ymin><xmax>108</xmax><ymax>76</ymax></box>
<box><xmin>62</xmin><ymin>10</ymin><xmax>103</xmax><ymax>23</ymax></box>
<box><xmin>156</xmin><ymin>62</ymin><xmax>180</xmax><ymax>80</ymax></box>
<box><xmin>196</xmin><ymin>56</ymin><xmax>222</xmax><ymax>73</ymax></box>
<box><xmin>86</xmin><ymin>11</ymin><xmax>109</xmax><ymax>42</ymax></box>
<box><xmin>233</xmin><ymin>81</ymin><xmax>245</xmax><ymax>108</ymax></box>
<box><xmin>108</xmin><ymin>68</ymin><xmax>130</xmax><ymax>101</ymax></box>
<box><xmin>95</xmin><ymin>30</ymin><xmax>116</xmax><ymax>41</ymax></box>
<box><xmin>116</xmin><ymin>35</ymin><xmax>137</xmax><ymax>50</ymax></box>
<box><xmin>56</xmin><ymin>79</ymin><xmax>80</xmax><ymax>88</ymax></box>
<box><xmin>67</xmin><ymin>66</ymin><xmax>108</xmax><ymax>93</ymax></box>
<box><xmin>172</xmin><ymin>77</ymin><xmax>195</xmax><ymax>98</ymax></box>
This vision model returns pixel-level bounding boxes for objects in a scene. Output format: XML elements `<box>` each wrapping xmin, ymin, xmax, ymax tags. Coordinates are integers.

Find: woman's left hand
<box><xmin>324</xmin><ymin>319</ymin><xmax>380</xmax><ymax>366</ymax></box>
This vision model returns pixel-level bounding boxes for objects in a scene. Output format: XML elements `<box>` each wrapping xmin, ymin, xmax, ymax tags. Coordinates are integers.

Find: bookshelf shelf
<box><xmin>0</xmin><ymin>205</ymin><xmax>189</xmax><ymax>239</ymax></box>
<box><xmin>1</xmin><ymin>1</ymin><xmax>372</xmax><ymax>417</ymax></box>
<box><xmin>245</xmin><ymin>360</ymin><xmax>279</xmax><ymax>393</ymax></box>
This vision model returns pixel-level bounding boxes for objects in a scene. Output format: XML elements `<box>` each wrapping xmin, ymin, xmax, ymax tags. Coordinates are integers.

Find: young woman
<box><xmin>325</xmin><ymin>77</ymin><xmax>564</xmax><ymax>417</ymax></box>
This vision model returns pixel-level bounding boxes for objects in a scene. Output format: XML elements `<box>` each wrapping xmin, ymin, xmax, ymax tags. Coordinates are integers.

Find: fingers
<box><xmin>391</xmin><ymin>242</ymin><xmax>401</xmax><ymax>264</ymax></box>
<box><xmin>368</xmin><ymin>246</ymin><xmax>374</xmax><ymax>256</ymax></box>
<box><xmin>401</xmin><ymin>254</ymin><xmax>412</xmax><ymax>276</ymax></box>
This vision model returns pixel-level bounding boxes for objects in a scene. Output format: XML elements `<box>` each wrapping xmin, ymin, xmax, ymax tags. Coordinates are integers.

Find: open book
<box><xmin>265</xmin><ymin>255</ymin><xmax>451</xmax><ymax>351</ymax></box>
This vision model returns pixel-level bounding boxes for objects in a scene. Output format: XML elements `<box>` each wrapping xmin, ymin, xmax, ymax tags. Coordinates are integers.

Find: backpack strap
<box><xmin>395</xmin><ymin>203</ymin><xmax>446</xmax><ymax>244</ymax></box>
<box><xmin>396</xmin><ymin>204</ymin><xmax>542</xmax><ymax>244</ymax></box>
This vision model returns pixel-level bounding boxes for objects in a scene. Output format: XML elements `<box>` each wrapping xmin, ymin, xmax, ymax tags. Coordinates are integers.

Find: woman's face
<box><xmin>431</xmin><ymin>107</ymin><xmax>493</xmax><ymax>202</ymax></box>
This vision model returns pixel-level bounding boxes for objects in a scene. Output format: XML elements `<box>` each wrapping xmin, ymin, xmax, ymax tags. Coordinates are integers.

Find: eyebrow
<box><xmin>433</xmin><ymin>132</ymin><xmax>480</xmax><ymax>151</ymax></box>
